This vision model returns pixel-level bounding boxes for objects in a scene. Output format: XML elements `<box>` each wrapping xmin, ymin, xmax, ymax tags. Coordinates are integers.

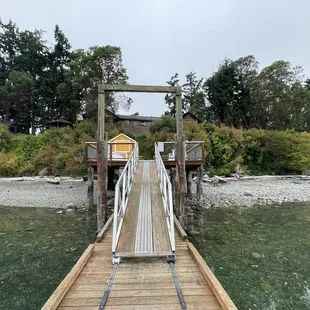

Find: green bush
<box><xmin>19</xmin><ymin>162</ymin><xmax>36</xmax><ymax>176</ymax></box>
<box><xmin>0</xmin><ymin>125</ymin><xmax>13</xmax><ymax>152</ymax></box>
<box><xmin>206</xmin><ymin>126</ymin><xmax>243</xmax><ymax>175</ymax></box>
<box><xmin>1</xmin><ymin>118</ymin><xmax>310</xmax><ymax>177</ymax></box>
<box><xmin>0</xmin><ymin>152</ymin><xmax>19</xmax><ymax>176</ymax></box>
<box><xmin>34</xmin><ymin>145</ymin><xmax>56</xmax><ymax>174</ymax></box>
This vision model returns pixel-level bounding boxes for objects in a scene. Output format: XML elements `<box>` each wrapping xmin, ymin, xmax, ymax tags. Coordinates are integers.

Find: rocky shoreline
<box><xmin>1</xmin><ymin>175</ymin><xmax>310</xmax><ymax>210</ymax></box>
<box><xmin>0</xmin><ymin>177</ymin><xmax>89</xmax><ymax>209</ymax></box>
<box><xmin>191</xmin><ymin>175</ymin><xmax>310</xmax><ymax>209</ymax></box>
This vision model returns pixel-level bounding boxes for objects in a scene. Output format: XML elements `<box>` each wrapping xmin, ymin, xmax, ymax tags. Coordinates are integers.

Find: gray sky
<box><xmin>2</xmin><ymin>0</ymin><xmax>310</xmax><ymax>116</ymax></box>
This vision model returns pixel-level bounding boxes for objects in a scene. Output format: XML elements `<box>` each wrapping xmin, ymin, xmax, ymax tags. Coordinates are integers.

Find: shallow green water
<box><xmin>188</xmin><ymin>203</ymin><xmax>310</xmax><ymax>310</ymax></box>
<box><xmin>0</xmin><ymin>207</ymin><xmax>96</xmax><ymax>310</ymax></box>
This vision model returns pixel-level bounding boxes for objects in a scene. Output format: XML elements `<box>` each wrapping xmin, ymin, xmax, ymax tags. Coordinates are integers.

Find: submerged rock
<box><xmin>252</xmin><ymin>252</ymin><xmax>262</xmax><ymax>259</ymax></box>
<box><xmin>66</xmin><ymin>203</ymin><xmax>76</xmax><ymax>210</ymax></box>
<box><xmin>244</xmin><ymin>190</ymin><xmax>253</xmax><ymax>197</ymax></box>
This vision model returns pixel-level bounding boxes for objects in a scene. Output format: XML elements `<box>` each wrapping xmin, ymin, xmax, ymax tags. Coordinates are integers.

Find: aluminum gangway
<box><xmin>111</xmin><ymin>143</ymin><xmax>175</xmax><ymax>259</ymax></box>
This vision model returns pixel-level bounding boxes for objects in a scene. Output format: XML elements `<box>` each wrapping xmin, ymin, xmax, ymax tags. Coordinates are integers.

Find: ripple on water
<box><xmin>0</xmin><ymin>206</ymin><xmax>96</xmax><ymax>309</ymax></box>
<box><xmin>188</xmin><ymin>202</ymin><xmax>310</xmax><ymax>310</ymax></box>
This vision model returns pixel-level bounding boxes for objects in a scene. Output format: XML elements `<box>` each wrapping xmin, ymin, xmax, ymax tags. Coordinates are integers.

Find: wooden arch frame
<box><xmin>96</xmin><ymin>84</ymin><xmax>186</xmax><ymax>229</ymax></box>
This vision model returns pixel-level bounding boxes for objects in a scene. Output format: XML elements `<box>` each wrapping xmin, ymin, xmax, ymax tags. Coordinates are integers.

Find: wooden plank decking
<box><xmin>42</xmin><ymin>217</ymin><xmax>237</xmax><ymax>310</ymax></box>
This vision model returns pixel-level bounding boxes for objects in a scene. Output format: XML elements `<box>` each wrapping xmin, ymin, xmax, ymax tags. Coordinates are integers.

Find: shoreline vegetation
<box><xmin>2</xmin><ymin>119</ymin><xmax>310</xmax><ymax>178</ymax></box>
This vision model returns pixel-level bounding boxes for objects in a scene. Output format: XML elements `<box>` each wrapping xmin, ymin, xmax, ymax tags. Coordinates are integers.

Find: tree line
<box><xmin>165</xmin><ymin>56</ymin><xmax>310</xmax><ymax>131</ymax></box>
<box><xmin>2</xmin><ymin>19</ymin><xmax>310</xmax><ymax>134</ymax></box>
<box><xmin>0</xmin><ymin>20</ymin><xmax>129</xmax><ymax>134</ymax></box>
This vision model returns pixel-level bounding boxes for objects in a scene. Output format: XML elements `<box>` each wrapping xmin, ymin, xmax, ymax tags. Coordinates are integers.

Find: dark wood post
<box><xmin>97</xmin><ymin>92</ymin><xmax>108</xmax><ymax>231</ymax></box>
<box><xmin>196</xmin><ymin>164</ymin><xmax>203</xmax><ymax>200</ymax></box>
<box><xmin>174</xmin><ymin>135</ymin><xmax>180</xmax><ymax>217</ymax></box>
<box><xmin>87</xmin><ymin>166</ymin><xmax>94</xmax><ymax>212</ymax></box>
<box><xmin>186</xmin><ymin>170</ymin><xmax>193</xmax><ymax>198</ymax></box>
<box><xmin>175</xmin><ymin>86</ymin><xmax>186</xmax><ymax>227</ymax></box>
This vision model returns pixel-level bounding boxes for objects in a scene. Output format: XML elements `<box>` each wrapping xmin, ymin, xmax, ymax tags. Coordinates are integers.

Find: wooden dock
<box><xmin>42</xmin><ymin>217</ymin><xmax>237</xmax><ymax>310</ymax></box>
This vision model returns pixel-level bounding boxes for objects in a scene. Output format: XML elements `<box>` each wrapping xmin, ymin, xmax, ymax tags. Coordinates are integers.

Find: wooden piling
<box><xmin>97</xmin><ymin>92</ymin><xmax>108</xmax><ymax>231</ymax></box>
<box><xmin>178</xmin><ymin>134</ymin><xmax>186</xmax><ymax>227</ymax></box>
<box><xmin>175</xmin><ymin>87</ymin><xmax>186</xmax><ymax>228</ymax></box>
<box><xmin>87</xmin><ymin>166</ymin><xmax>94</xmax><ymax>212</ymax></box>
<box><xmin>187</xmin><ymin>170</ymin><xmax>193</xmax><ymax>198</ymax></box>
<box><xmin>197</xmin><ymin>164</ymin><xmax>203</xmax><ymax>200</ymax></box>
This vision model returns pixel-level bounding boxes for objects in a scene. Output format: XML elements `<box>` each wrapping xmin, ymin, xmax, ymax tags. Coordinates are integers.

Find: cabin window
<box><xmin>125</xmin><ymin>120</ymin><xmax>130</xmax><ymax>125</ymax></box>
<box><xmin>140</xmin><ymin>121</ymin><xmax>146</xmax><ymax>126</ymax></box>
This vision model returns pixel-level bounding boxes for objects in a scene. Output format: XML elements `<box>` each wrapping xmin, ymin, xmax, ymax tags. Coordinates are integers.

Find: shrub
<box><xmin>150</xmin><ymin>115</ymin><xmax>176</xmax><ymax>134</ymax></box>
<box><xmin>0</xmin><ymin>125</ymin><xmax>12</xmax><ymax>152</ymax></box>
<box><xmin>0</xmin><ymin>153</ymin><xmax>19</xmax><ymax>176</ymax></box>
<box><xmin>19</xmin><ymin>162</ymin><xmax>36</xmax><ymax>176</ymax></box>
<box><xmin>34</xmin><ymin>145</ymin><xmax>56</xmax><ymax>174</ymax></box>
<box><xmin>206</xmin><ymin>126</ymin><xmax>244</xmax><ymax>175</ymax></box>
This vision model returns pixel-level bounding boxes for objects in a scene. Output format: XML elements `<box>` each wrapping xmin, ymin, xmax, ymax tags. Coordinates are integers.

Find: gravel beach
<box><xmin>1</xmin><ymin>175</ymin><xmax>310</xmax><ymax>209</ymax></box>
<box><xmin>195</xmin><ymin>176</ymin><xmax>310</xmax><ymax>208</ymax></box>
<box><xmin>0</xmin><ymin>177</ymin><xmax>89</xmax><ymax>209</ymax></box>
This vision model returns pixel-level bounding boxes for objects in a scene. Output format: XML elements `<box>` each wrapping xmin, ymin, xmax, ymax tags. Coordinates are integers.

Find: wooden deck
<box><xmin>42</xmin><ymin>218</ymin><xmax>237</xmax><ymax>310</ymax></box>
<box><xmin>117</xmin><ymin>161</ymin><xmax>171</xmax><ymax>255</ymax></box>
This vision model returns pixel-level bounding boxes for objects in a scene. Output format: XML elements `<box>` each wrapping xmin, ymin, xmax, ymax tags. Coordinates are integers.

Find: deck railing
<box><xmin>157</xmin><ymin>141</ymin><xmax>205</xmax><ymax>162</ymax></box>
<box><xmin>154</xmin><ymin>143</ymin><xmax>176</xmax><ymax>253</ymax></box>
<box><xmin>85</xmin><ymin>141</ymin><xmax>136</xmax><ymax>166</ymax></box>
<box><xmin>112</xmin><ymin>143</ymin><xmax>139</xmax><ymax>254</ymax></box>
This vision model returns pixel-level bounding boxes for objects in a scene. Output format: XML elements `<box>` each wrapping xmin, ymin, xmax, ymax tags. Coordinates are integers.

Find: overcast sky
<box><xmin>2</xmin><ymin>0</ymin><xmax>310</xmax><ymax>116</ymax></box>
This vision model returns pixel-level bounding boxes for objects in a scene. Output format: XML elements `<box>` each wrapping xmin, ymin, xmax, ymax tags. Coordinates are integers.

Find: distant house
<box><xmin>115</xmin><ymin>114</ymin><xmax>160</xmax><ymax>136</ymax></box>
<box><xmin>82</xmin><ymin>109</ymin><xmax>202</xmax><ymax>136</ymax></box>
<box><xmin>182</xmin><ymin>112</ymin><xmax>202</xmax><ymax>123</ymax></box>
<box><xmin>90</xmin><ymin>109</ymin><xmax>160</xmax><ymax>136</ymax></box>
<box><xmin>46</xmin><ymin>119</ymin><xmax>73</xmax><ymax>129</ymax></box>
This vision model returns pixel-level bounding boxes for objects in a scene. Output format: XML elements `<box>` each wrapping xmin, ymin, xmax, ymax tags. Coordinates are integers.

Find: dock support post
<box><xmin>196</xmin><ymin>164</ymin><xmax>203</xmax><ymax>200</ymax></box>
<box><xmin>186</xmin><ymin>170</ymin><xmax>193</xmax><ymax>198</ymax></box>
<box><xmin>97</xmin><ymin>92</ymin><xmax>108</xmax><ymax>231</ymax></box>
<box><xmin>175</xmin><ymin>86</ymin><xmax>186</xmax><ymax>228</ymax></box>
<box><xmin>87</xmin><ymin>166</ymin><xmax>94</xmax><ymax>211</ymax></box>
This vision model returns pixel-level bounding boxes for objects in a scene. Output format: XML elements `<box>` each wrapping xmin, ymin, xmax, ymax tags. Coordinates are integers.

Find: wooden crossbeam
<box><xmin>98</xmin><ymin>84</ymin><xmax>178</xmax><ymax>93</ymax></box>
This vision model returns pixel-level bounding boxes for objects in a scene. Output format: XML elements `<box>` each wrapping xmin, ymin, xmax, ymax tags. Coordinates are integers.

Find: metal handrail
<box><xmin>112</xmin><ymin>143</ymin><xmax>139</xmax><ymax>254</ymax></box>
<box><xmin>154</xmin><ymin>143</ymin><xmax>176</xmax><ymax>253</ymax></box>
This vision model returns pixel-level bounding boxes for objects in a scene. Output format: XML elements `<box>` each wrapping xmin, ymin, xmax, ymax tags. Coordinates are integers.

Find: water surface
<box><xmin>0</xmin><ymin>207</ymin><xmax>96</xmax><ymax>309</ymax></box>
<box><xmin>188</xmin><ymin>203</ymin><xmax>310</xmax><ymax>310</ymax></box>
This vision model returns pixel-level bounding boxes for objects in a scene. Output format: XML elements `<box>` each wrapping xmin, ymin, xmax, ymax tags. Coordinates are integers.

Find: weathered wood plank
<box><xmin>116</xmin><ymin>163</ymin><xmax>143</xmax><ymax>253</ymax></box>
<box><xmin>41</xmin><ymin>244</ymin><xmax>95</xmax><ymax>310</ymax></box>
<box><xmin>187</xmin><ymin>242</ymin><xmax>238</xmax><ymax>310</ymax></box>
<box><xmin>60</xmin><ymin>295</ymin><xmax>220</xmax><ymax>307</ymax></box>
<box><xmin>98</xmin><ymin>84</ymin><xmax>177</xmax><ymax>93</ymax></box>
<box><xmin>150</xmin><ymin>162</ymin><xmax>171</xmax><ymax>252</ymax></box>
<box><xmin>59</xmin><ymin>303</ymin><xmax>221</xmax><ymax>310</ymax></box>
<box><xmin>174</xmin><ymin>215</ymin><xmax>188</xmax><ymax>240</ymax></box>
<box><xmin>96</xmin><ymin>214</ymin><xmax>113</xmax><ymax>242</ymax></box>
<box><xmin>65</xmin><ymin>288</ymin><xmax>212</xmax><ymax>299</ymax></box>
<box><xmin>70</xmin><ymin>281</ymin><xmax>209</xmax><ymax>292</ymax></box>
